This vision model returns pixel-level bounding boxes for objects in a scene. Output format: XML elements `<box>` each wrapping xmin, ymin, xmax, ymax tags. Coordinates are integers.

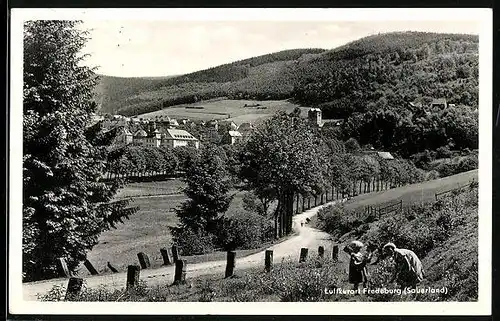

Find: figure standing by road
<box><xmin>343</xmin><ymin>240</ymin><xmax>373</xmax><ymax>292</ymax></box>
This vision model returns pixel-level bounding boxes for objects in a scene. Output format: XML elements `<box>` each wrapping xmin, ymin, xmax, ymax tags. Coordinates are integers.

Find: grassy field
<box><xmin>115</xmin><ymin>180</ymin><xmax>186</xmax><ymax>198</ymax></box>
<box><xmin>137</xmin><ymin>99</ymin><xmax>309</xmax><ymax>125</ymax></box>
<box><xmin>341</xmin><ymin>169</ymin><xmax>477</xmax><ymax>211</ymax></box>
<box><xmin>82</xmin><ymin>185</ymin><xmax>249</xmax><ymax>277</ymax></box>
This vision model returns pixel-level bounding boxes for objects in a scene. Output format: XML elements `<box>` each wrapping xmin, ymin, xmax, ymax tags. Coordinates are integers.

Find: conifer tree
<box><xmin>23</xmin><ymin>21</ymin><xmax>136</xmax><ymax>281</ymax></box>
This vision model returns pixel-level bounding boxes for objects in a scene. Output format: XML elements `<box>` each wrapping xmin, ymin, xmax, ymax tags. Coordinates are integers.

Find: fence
<box><xmin>61</xmin><ymin>244</ymin><xmax>341</xmax><ymax>299</ymax></box>
<box><xmin>434</xmin><ymin>178</ymin><xmax>477</xmax><ymax>201</ymax></box>
<box><xmin>360</xmin><ymin>199</ymin><xmax>403</xmax><ymax>220</ymax></box>
<box><xmin>292</xmin><ymin>177</ymin><xmax>397</xmax><ymax>215</ymax></box>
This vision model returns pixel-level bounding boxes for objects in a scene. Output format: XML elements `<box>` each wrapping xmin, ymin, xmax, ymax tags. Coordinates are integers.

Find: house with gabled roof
<box><xmin>161</xmin><ymin>128</ymin><xmax>200</xmax><ymax>149</ymax></box>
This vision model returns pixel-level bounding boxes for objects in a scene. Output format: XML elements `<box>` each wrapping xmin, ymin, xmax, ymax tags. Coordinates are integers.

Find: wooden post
<box><xmin>126</xmin><ymin>265</ymin><xmax>140</xmax><ymax>290</ymax></box>
<box><xmin>84</xmin><ymin>259</ymin><xmax>99</xmax><ymax>275</ymax></box>
<box><xmin>107</xmin><ymin>262</ymin><xmax>118</xmax><ymax>273</ymax></box>
<box><xmin>332</xmin><ymin>245</ymin><xmax>339</xmax><ymax>261</ymax></box>
<box><xmin>160</xmin><ymin>248</ymin><xmax>172</xmax><ymax>265</ymax></box>
<box><xmin>299</xmin><ymin>248</ymin><xmax>308</xmax><ymax>263</ymax></box>
<box><xmin>171</xmin><ymin>245</ymin><xmax>180</xmax><ymax>263</ymax></box>
<box><xmin>137</xmin><ymin>252</ymin><xmax>151</xmax><ymax>269</ymax></box>
<box><xmin>225</xmin><ymin>251</ymin><xmax>236</xmax><ymax>278</ymax></box>
<box><xmin>318</xmin><ymin>246</ymin><xmax>325</xmax><ymax>258</ymax></box>
<box><xmin>65</xmin><ymin>277</ymin><xmax>84</xmax><ymax>300</ymax></box>
<box><xmin>173</xmin><ymin>259</ymin><xmax>187</xmax><ymax>284</ymax></box>
<box><xmin>57</xmin><ymin>257</ymin><xmax>71</xmax><ymax>278</ymax></box>
<box><xmin>265</xmin><ymin>250</ymin><xmax>273</xmax><ymax>272</ymax></box>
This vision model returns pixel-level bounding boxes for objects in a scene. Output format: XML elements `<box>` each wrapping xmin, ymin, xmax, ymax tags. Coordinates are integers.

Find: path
<box><xmin>22</xmin><ymin>200</ymin><xmax>344</xmax><ymax>301</ymax></box>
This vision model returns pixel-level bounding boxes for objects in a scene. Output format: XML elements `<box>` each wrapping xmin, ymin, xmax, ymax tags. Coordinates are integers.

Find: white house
<box><xmin>161</xmin><ymin>129</ymin><xmax>200</xmax><ymax>149</ymax></box>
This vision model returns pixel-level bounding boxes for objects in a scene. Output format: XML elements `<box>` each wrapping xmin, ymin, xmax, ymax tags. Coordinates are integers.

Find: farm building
<box><xmin>223</xmin><ymin>130</ymin><xmax>243</xmax><ymax>145</ymax></box>
<box><xmin>361</xmin><ymin>150</ymin><xmax>395</xmax><ymax>160</ymax></box>
<box><xmin>430</xmin><ymin>98</ymin><xmax>448</xmax><ymax>110</ymax></box>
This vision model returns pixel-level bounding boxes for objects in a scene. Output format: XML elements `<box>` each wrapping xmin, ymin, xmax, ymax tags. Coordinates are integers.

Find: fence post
<box><xmin>318</xmin><ymin>246</ymin><xmax>325</xmax><ymax>258</ymax></box>
<box><xmin>160</xmin><ymin>248</ymin><xmax>172</xmax><ymax>265</ymax></box>
<box><xmin>137</xmin><ymin>252</ymin><xmax>151</xmax><ymax>269</ymax></box>
<box><xmin>265</xmin><ymin>250</ymin><xmax>273</xmax><ymax>272</ymax></box>
<box><xmin>332</xmin><ymin>245</ymin><xmax>339</xmax><ymax>261</ymax></box>
<box><xmin>172</xmin><ymin>245</ymin><xmax>180</xmax><ymax>263</ymax></box>
<box><xmin>57</xmin><ymin>257</ymin><xmax>71</xmax><ymax>278</ymax></box>
<box><xmin>225</xmin><ymin>251</ymin><xmax>236</xmax><ymax>278</ymax></box>
<box><xmin>65</xmin><ymin>277</ymin><xmax>84</xmax><ymax>300</ymax></box>
<box><xmin>126</xmin><ymin>265</ymin><xmax>140</xmax><ymax>290</ymax></box>
<box><xmin>299</xmin><ymin>248</ymin><xmax>309</xmax><ymax>263</ymax></box>
<box><xmin>107</xmin><ymin>262</ymin><xmax>119</xmax><ymax>273</ymax></box>
<box><xmin>84</xmin><ymin>259</ymin><xmax>99</xmax><ymax>275</ymax></box>
<box><xmin>173</xmin><ymin>259</ymin><xmax>187</xmax><ymax>285</ymax></box>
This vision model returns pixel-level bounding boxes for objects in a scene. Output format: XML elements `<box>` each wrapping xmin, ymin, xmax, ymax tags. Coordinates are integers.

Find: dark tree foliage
<box><xmin>239</xmin><ymin>112</ymin><xmax>329</xmax><ymax>238</ymax></box>
<box><xmin>341</xmin><ymin>104</ymin><xmax>478</xmax><ymax>157</ymax></box>
<box><xmin>172</xmin><ymin>146</ymin><xmax>232</xmax><ymax>236</ymax></box>
<box><xmin>23</xmin><ymin>21</ymin><xmax>137</xmax><ymax>281</ymax></box>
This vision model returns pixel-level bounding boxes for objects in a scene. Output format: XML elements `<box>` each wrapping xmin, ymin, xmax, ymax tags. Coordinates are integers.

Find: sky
<box><xmin>80</xmin><ymin>20</ymin><xmax>480</xmax><ymax>78</ymax></box>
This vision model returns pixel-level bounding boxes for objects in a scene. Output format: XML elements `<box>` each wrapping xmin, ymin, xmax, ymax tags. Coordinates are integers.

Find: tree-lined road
<box><xmin>22</xmin><ymin>200</ymin><xmax>344</xmax><ymax>301</ymax></box>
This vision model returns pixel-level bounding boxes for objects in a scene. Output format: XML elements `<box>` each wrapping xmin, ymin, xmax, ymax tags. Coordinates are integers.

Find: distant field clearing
<box><xmin>138</xmin><ymin>99</ymin><xmax>309</xmax><ymax>124</ymax></box>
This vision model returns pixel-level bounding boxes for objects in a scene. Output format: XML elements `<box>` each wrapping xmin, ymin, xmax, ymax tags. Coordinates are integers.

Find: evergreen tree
<box><xmin>172</xmin><ymin>146</ymin><xmax>231</xmax><ymax>235</ymax></box>
<box><xmin>23</xmin><ymin>21</ymin><xmax>136</xmax><ymax>281</ymax></box>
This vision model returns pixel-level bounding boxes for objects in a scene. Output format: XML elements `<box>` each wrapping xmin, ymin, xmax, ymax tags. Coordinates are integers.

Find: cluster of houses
<box><xmin>92</xmin><ymin>114</ymin><xmax>254</xmax><ymax>149</ymax></box>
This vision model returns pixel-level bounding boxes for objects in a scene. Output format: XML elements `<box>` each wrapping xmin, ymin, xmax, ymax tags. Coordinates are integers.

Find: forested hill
<box><xmin>291</xmin><ymin>32</ymin><xmax>479</xmax><ymax>119</ymax></box>
<box><xmin>96</xmin><ymin>32</ymin><xmax>478</xmax><ymax>117</ymax></box>
<box><xmin>95</xmin><ymin>48</ymin><xmax>326</xmax><ymax>114</ymax></box>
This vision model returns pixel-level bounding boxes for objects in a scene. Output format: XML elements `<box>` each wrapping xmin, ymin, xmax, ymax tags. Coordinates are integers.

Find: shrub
<box><xmin>345</xmin><ymin>138</ymin><xmax>361</xmax><ymax>153</ymax></box>
<box><xmin>436</xmin><ymin>146</ymin><xmax>452</xmax><ymax>158</ymax></box>
<box><xmin>457</xmin><ymin>155</ymin><xmax>478</xmax><ymax>173</ymax></box>
<box><xmin>425</xmin><ymin>170</ymin><xmax>440</xmax><ymax>181</ymax></box>
<box><xmin>216</xmin><ymin>212</ymin><xmax>274</xmax><ymax>250</ymax></box>
<box><xmin>317</xmin><ymin>203</ymin><xmax>359</xmax><ymax>237</ymax></box>
<box><xmin>172</xmin><ymin>228</ymin><xmax>216</xmax><ymax>255</ymax></box>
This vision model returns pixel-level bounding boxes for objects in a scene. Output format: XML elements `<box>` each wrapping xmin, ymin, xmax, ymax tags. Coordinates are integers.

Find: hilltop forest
<box><xmin>96</xmin><ymin>32</ymin><xmax>478</xmax><ymax>121</ymax></box>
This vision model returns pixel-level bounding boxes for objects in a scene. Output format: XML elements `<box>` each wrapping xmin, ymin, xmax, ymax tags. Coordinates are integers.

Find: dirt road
<box><xmin>22</xmin><ymin>200</ymin><xmax>344</xmax><ymax>301</ymax></box>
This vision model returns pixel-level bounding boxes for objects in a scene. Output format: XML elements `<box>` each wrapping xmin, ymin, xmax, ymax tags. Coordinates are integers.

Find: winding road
<box><xmin>22</xmin><ymin>200</ymin><xmax>345</xmax><ymax>301</ymax></box>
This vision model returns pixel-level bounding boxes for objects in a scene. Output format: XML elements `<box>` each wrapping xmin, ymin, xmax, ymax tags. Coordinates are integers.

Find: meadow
<box><xmin>82</xmin><ymin>180</ymin><xmax>252</xmax><ymax>277</ymax></box>
<box><xmin>137</xmin><ymin>98</ymin><xmax>309</xmax><ymax>124</ymax></box>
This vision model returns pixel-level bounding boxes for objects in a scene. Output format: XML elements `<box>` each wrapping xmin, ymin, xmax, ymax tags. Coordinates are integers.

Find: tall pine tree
<box><xmin>23</xmin><ymin>21</ymin><xmax>136</xmax><ymax>281</ymax></box>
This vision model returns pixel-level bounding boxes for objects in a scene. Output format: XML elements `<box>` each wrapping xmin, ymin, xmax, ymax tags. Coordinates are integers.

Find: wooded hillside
<box><xmin>95</xmin><ymin>32</ymin><xmax>478</xmax><ymax>118</ymax></box>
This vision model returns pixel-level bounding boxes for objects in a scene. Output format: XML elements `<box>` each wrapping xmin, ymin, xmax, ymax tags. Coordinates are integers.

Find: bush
<box><xmin>345</xmin><ymin>138</ymin><xmax>361</xmax><ymax>153</ymax></box>
<box><xmin>216</xmin><ymin>212</ymin><xmax>274</xmax><ymax>250</ymax></box>
<box><xmin>317</xmin><ymin>203</ymin><xmax>361</xmax><ymax>237</ymax></box>
<box><xmin>172</xmin><ymin>228</ymin><xmax>216</xmax><ymax>255</ymax></box>
<box><xmin>436</xmin><ymin>146</ymin><xmax>452</xmax><ymax>158</ymax></box>
<box><xmin>457</xmin><ymin>155</ymin><xmax>478</xmax><ymax>172</ymax></box>
<box><xmin>425</xmin><ymin>170</ymin><xmax>440</xmax><ymax>181</ymax></box>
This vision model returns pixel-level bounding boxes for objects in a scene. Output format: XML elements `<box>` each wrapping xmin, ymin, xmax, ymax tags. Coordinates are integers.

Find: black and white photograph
<box><xmin>8</xmin><ymin>8</ymin><xmax>492</xmax><ymax>315</ymax></box>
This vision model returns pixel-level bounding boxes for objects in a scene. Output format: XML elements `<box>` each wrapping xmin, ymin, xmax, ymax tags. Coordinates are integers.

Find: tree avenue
<box><xmin>239</xmin><ymin>111</ymin><xmax>330</xmax><ymax>238</ymax></box>
<box><xmin>23</xmin><ymin>21</ymin><xmax>136</xmax><ymax>281</ymax></box>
